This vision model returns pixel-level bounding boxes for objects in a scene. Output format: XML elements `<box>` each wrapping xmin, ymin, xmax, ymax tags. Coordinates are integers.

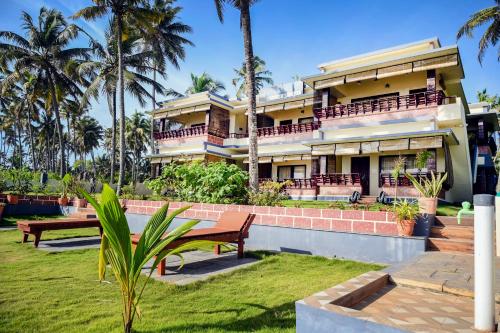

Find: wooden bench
<box><xmin>17</xmin><ymin>217</ymin><xmax>102</xmax><ymax>247</ymax></box>
<box><xmin>132</xmin><ymin>211</ymin><xmax>255</xmax><ymax>276</ymax></box>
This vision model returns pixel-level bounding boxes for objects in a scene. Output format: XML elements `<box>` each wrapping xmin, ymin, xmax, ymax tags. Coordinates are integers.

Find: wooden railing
<box><xmin>379</xmin><ymin>172</ymin><xmax>444</xmax><ymax>187</ymax></box>
<box><xmin>258</xmin><ymin>178</ymin><xmax>316</xmax><ymax>189</ymax></box>
<box><xmin>257</xmin><ymin>121</ymin><xmax>321</xmax><ymax>137</ymax></box>
<box><xmin>312</xmin><ymin>173</ymin><xmax>361</xmax><ymax>186</ymax></box>
<box><xmin>314</xmin><ymin>90</ymin><xmax>451</xmax><ymax>119</ymax></box>
<box><xmin>153</xmin><ymin>125</ymin><xmax>206</xmax><ymax>140</ymax></box>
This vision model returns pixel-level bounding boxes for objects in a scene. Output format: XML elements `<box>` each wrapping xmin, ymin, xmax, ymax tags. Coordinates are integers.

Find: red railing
<box><xmin>153</xmin><ymin>125</ymin><xmax>206</xmax><ymax>140</ymax></box>
<box><xmin>312</xmin><ymin>173</ymin><xmax>361</xmax><ymax>186</ymax></box>
<box><xmin>257</xmin><ymin>121</ymin><xmax>321</xmax><ymax>137</ymax></box>
<box><xmin>258</xmin><ymin>178</ymin><xmax>316</xmax><ymax>189</ymax></box>
<box><xmin>379</xmin><ymin>172</ymin><xmax>444</xmax><ymax>187</ymax></box>
<box><xmin>314</xmin><ymin>90</ymin><xmax>452</xmax><ymax>119</ymax></box>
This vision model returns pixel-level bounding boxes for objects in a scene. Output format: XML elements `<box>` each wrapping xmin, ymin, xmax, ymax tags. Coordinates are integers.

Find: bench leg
<box><xmin>237</xmin><ymin>238</ymin><xmax>244</xmax><ymax>259</ymax></box>
<box><xmin>33</xmin><ymin>232</ymin><xmax>42</xmax><ymax>248</ymax></box>
<box><xmin>157</xmin><ymin>257</ymin><xmax>166</xmax><ymax>276</ymax></box>
<box><xmin>214</xmin><ymin>244</ymin><xmax>221</xmax><ymax>255</ymax></box>
<box><xmin>22</xmin><ymin>233</ymin><xmax>29</xmax><ymax>243</ymax></box>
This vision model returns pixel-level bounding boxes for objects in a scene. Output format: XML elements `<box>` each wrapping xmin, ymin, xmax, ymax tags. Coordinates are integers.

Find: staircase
<box><xmin>427</xmin><ymin>216</ymin><xmax>474</xmax><ymax>254</ymax></box>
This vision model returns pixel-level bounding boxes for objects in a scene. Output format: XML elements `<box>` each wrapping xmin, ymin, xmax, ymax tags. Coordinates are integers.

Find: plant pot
<box><xmin>58</xmin><ymin>197</ymin><xmax>69</xmax><ymax>206</ymax></box>
<box><xmin>74</xmin><ymin>198</ymin><xmax>87</xmax><ymax>208</ymax></box>
<box><xmin>7</xmin><ymin>194</ymin><xmax>19</xmax><ymax>205</ymax></box>
<box><xmin>418</xmin><ymin>197</ymin><xmax>438</xmax><ymax>215</ymax></box>
<box><xmin>397</xmin><ymin>220</ymin><xmax>416</xmax><ymax>237</ymax></box>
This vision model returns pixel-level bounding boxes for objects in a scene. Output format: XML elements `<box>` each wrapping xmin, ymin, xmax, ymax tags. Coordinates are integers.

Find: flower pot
<box><xmin>7</xmin><ymin>194</ymin><xmax>19</xmax><ymax>205</ymax></box>
<box><xmin>74</xmin><ymin>198</ymin><xmax>87</xmax><ymax>208</ymax></box>
<box><xmin>418</xmin><ymin>197</ymin><xmax>438</xmax><ymax>215</ymax></box>
<box><xmin>397</xmin><ymin>219</ymin><xmax>415</xmax><ymax>237</ymax></box>
<box><xmin>58</xmin><ymin>197</ymin><xmax>69</xmax><ymax>206</ymax></box>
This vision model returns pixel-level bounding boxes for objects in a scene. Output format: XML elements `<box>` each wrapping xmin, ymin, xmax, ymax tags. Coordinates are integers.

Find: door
<box><xmin>258</xmin><ymin>163</ymin><xmax>272</xmax><ymax>180</ymax></box>
<box><xmin>351</xmin><ymin>157</ymin><xmax>370</xmax><ymax>195</ymax></box>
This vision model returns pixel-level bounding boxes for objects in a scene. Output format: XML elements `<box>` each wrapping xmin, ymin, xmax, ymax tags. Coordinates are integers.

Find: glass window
<box><xmin>294</xmin><ymin>165</ymin><xmax>306</xmax><ymax>179</ymax></box>
<box><xmin>298</xmin><ymin>117</ymin><xmax>314</xmax><ymax>124</ymax></box>
<box><xmin>278</xmin><ymin>165</ymin><xmax>306</xmax><ymax>180</ymax></box>
<box><xmin>278</xmin><ymin>166</ymin><xmax>292</xmax><ymax>180</ymax></box>
<box><xmin>380</xmin><ymin>152</ymin><xmax>436</xmax><ymax>174</ymax></box>
<box><xmin>279</xmin><ymin>119</ymin><xmax>293</xmax><ymax>126</ymax></box>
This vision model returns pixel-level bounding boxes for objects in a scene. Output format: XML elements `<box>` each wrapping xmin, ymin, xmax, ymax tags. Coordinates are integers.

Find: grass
<box><xmin>1</xmin><ymin>214</ymin><xmax>64</xmax><ymax>227</ymax></box>
<box><xmin>0</xmin><ymin>216</ymin><xmax>382</xmax><ymax>333</ymax></box>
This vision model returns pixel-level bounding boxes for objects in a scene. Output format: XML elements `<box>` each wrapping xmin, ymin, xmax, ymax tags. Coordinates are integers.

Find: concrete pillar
<box><xmin>473</xmin><ymin>194</ymin><xmax>496</xmax><ymax>332</ymax></box>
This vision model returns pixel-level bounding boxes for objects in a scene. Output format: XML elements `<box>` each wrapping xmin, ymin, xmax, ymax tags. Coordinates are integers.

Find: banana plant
<box><xmin>405</xmin><ymin>171</ymin><xmax>448</xmax><ymax>198</ymax></box>
<box><xmin>81</xmin><ymin>184</ymin><xmax>218</xmax><ymax>333</ymax></box>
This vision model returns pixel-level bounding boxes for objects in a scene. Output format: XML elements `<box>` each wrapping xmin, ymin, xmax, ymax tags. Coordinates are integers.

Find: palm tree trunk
<box><xmin>66</xmin><ymin>116</ymin><xmax>71</xmax><ymax>171</ymax></box>
<box><xmin>151</xmin><ymin>66</ymin><xmax>156</xmax><ymax>153</ymax></box>
<box><xmin>91</xmin><ymin>149</ymin><xmax>97</xmax><ymax>181</ymax></box>
<box><xmin>17</xmin><ymin>118</ymin><xmax>23</xmax><ymax>168</ymax></box>
<box><xmin>47</xmin><ymin>72</ymin><xmax>66</xmax><ymax>176</ymax></box>
<box><xmin>107</xmin><ymin>91</ymin><xmax>117</xmax><ymax>184</ymax></box>
<box><xmin>27</xmin><ymin>103</ymin><xmax>37</xmax><ymax>171</ymax></box>
<box><xmin>117</xmin><ymin>13</ymin><xmax>126</xmax><ymax>195</ymax></box>
<box><xmin>240</xmin><ymin>1</ymin><xmax>259</xmax><ymax>192</ymax></box>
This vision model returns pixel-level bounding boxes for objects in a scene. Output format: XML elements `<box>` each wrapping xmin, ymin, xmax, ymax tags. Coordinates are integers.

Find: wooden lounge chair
<box><xmin>131</xmin><ymin>211</ymin><xmax>256</xmax><ymax>276</ymax></box>
<box><xmin>17</xmin><ymin>215</ymin><xmax>102</xmax><ymax>248</ymax></box>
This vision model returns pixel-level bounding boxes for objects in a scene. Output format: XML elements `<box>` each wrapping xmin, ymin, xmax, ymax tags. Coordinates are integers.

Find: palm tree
<box><xmin>185</xmin><ymin>72</ymin><xmax>225</xmax><ymax>95</ymax></box>
<box><xmin>75</xmin><ymin>116</ymin><xmax>104</xmax><ymax>179</ymax></box>
<box><xmin>138</xmin><ymin>0</ymin><xmax>193</xmax><ymax>149</ymax></box>
<box><xmin>214</xmin><ymin>0</ymin><xmax>259</xmax><ymax>191</ymax></box>
<box><xmin>74</xmin><ymin>0</ymin><xmax>162</xmax><ymax>195</ymax></box>
<box><xmin>0</xmin><ymin>7</ymin><xmax>91</xmax><ymax>176</ymax></box>
<box><xmin>477</xmin><ymin>88</ymin><xmax>500</xmax><ymax>109</ymax></box>
<box><xmin>457</xmin><ymin>0</ymin><xmax>500</xmax><ymax>63</ymax></box>
<box><xmin>125</xmin><ymin>112</ymin><xmax>150</xmax><ymax>183</ymax></box>
<box><xmin>79</xmin><ymin>26</ymin><xmax>163</xmax><ymax>184</ymax></box>
<box><xmin>232</xmin><ymin>56</ymin><xmax>273</xmax><ymax>98</ymax></box>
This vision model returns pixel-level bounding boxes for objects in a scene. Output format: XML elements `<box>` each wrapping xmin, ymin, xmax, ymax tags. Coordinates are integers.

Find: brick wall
<box><xmin>120</xmin><ymin>199</ymin><xmax>398</xmax><ymax>236</ymax></box>
<box><xmin>0</xmin><ymin>194</ymin><xmax>60</xmax><ymax>205</ymax></box>
<box><xmin>318</xmin><ymin>185</ymin><xmax>362</xmax><ymax>196</ymax></box>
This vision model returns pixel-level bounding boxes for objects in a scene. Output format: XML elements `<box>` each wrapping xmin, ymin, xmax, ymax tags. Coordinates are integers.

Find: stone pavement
<box><xmin>142</xmin><ymin>250</ymin><xmax>259</xmax><ymax>285</ymax></box>
<box><xmin>37</xmin><ymin>236</ymin><xmax>101</xmax><ymax>251</ymax></box>
<box><xmin>385</xmin><ymin>251</ymin><xmax>500</xmax><ymax>301</ymax></box>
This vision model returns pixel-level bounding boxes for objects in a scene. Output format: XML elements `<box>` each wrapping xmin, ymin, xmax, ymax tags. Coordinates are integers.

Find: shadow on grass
<box><xmin>138</xmin><ymin>301</ymin><xmax>296</xmax><ymax>333</ymax></box>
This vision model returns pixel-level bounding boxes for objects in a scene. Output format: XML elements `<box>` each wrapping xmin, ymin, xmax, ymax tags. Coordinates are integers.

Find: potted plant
<box><xmin>391</xmin><ymin>156</ymin><xmax>406</xmax><ymax>202</ymax></box>
<box><xmin>58</xmin><ymin>174</ymin><xmax>71</xmax><ymax>206</ymax></box>
<box><xmin>0</xmin><ymin>202</ymin><xmax>5</xmax><ymax>222</ymax></box>
<box><xmin>66</xmin><ymin>174</ymin><xmax>87</xmax><ymax>208</ymax></box>
<box><xmin>393</xmin><ymin>199</ymin><xmax>419</xmax><ymax>236</ymax></box>
<box><xmin>405</xmin><ymin>171</ymin><xmax>448</xmax><ymax>215</ymax></box>
<box><xmin>6</xmin><ymin>168</ymin><xmax>32</xmax><ymax>205</ymax></box>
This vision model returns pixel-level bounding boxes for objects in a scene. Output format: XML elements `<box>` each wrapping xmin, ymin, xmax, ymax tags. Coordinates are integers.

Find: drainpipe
<box><xmin>473</xmin><ymin>194</ymin><xmax>496</xmax><ymax>332</ymax></box>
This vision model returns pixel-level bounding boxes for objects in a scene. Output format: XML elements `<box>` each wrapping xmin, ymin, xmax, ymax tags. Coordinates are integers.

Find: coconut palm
<box><xmin>138</xmin><ymin>0</ymin><xmax>193</xmax><ymax>148</ymax></box>
<box><xmin>185</xmin><ymin>72</ymin><xmax>225</xmax><ymax>95</ymax></box>
<box><xmin>0</xmin><ymin>7</ymin><xmax>91</xmax><ymax>176</ymax></box>
<box><xmin>232</xmin><ymin>56</ymin><xmax>273</xmax><ymax>98</ymax></box>
<box><xmin>126</xmin><ymin>112</ymin><xmax>150</xmax><ymax>183</ymax></box>
<box><xmin>477</xmin><ymin>88</ymin><xmax>500</xmax><ymax>109</ymax></box>
<box><xmin>214</xmin><ymin>0</ymin><xmax>259</xmax><ymax>191</ymax></box>
<box><xmin>457</xmin><ymin>0</ymin><xmax>500</xmax><ymax>63</ymax></box>
<box><xmin>74</xmin><ymin>0</ymin><xmax>163</xmax><ymax>195</ymax></box>
<box><xmin>75</xmin><ymin>116</ymin><xmax>104</xmax><ymax>179</ymax></box>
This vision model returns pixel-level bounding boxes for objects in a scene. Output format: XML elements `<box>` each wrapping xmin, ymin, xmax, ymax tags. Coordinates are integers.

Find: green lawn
<box><xmin>0</xmin><ymin>217</ymin><xmax>382</xmax><ymax>333</ymax></box>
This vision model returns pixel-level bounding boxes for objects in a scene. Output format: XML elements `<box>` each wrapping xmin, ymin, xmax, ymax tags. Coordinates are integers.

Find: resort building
<box><xmin>149</xmin><ymin>38</ymin><xmax>475</xmax><ymax>203</ymax></box>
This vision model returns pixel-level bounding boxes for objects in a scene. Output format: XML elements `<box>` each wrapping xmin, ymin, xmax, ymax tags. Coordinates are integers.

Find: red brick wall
<box><xmin>120</xmin><ymin>199</ymin><xmax>398</xmax><ymax>236</ymax></box>
<box><xmin>285</xmin><ymin>188</ymin><xmax>317</xmax><ymax>197</ymax></box>
<box><xmin>206</xmin><ymin>134</ymin><xmax>224</xmax><ymax>146</ymax></box>
<box><xmin>0</xmin><ymin>194</ymin><xmax>60</xmax><ymax>205</ymax></box>
<box><xmin>318</xmin><ymin>185</ymin><xmax>362</xmax><ymax>196</ymax></box>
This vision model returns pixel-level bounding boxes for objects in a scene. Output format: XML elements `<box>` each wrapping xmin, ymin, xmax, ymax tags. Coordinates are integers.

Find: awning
<box><xmin>312</xmin><ymin>144</ymin><xmax>335</xmax><ymax>156</ymax></box>
<box><xmin>284</xmin><ymin>100</ymin><xmax>305</xmax><ymax>110</ymax></box>
<box><xmin>346</xmin><ymin>69</ymin><xmax>377</xmax><ymax>83</ymax></box>
<box><xmin>314</xmin><ymin>76</ymin><xmax>345</xmax><ymax>89</ymax></box>
<box><xmin>335</xmin><ymin>142</ymin><xmax>360</xmax><ymax>155</ymax></box>
<box><xmin>361</xmin><ymin>141</ymin><xmax>379</xmax><ymax>154</ymax></box>
<box><xmin>173</xmin><ymin>154</ymin><xmax>205</xmax><ymax>162</ymax></box>
<box><xmin>265</xmin><ymin>103</ymin><xmax>285</xmax><ymax>112</ymax></box>
<box><xmin>413</xmin><ymin>54</ymin><xmax>458</xmax><ymax>72</ymax></box>
<box><xmin>409</xmin><ymin>136</ymin><xmax>443</xmax><ymax>149</ymax></box>
<box><xmin>379</xmin><ymin>138</ymin><xmax>409</xmax><ymax>151</ymax></box>
<box><xmin>377</xmin><ymin>63</ymin><xmax>413</xmax><ymax>79</ymax></box>
<box><xmin>284</xmin><ymin>154</ymin><xmax>303</xmax><ymax>161</ymax></box>
<box><xmin>243</xmin><ymin>154</ymin><xmax>315</xmax><ymax>163</ymax></box>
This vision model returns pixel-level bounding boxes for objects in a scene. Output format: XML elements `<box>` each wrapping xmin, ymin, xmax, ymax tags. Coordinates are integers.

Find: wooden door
<box><xmin>351</xmin><ymin>157</ymin><xmax>370</xmax><ymax>195</ymax></box>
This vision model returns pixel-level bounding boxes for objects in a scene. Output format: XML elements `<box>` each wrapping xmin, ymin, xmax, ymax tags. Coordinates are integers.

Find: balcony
<box><xmin>379</xmin><ymin>172</ymin><xmax>445</xmax><ymax>187</ymax></box>
<box><xmin>314</xmin><ymin>90</ymin><xmax>452</xmax><ymax>119</ymax></box>
<box><xmin>153</xmin><ymin>126</ymin><xmax>229</xmax><ymax>140</ymax></box>
<box><xmin>258</xmin><ymin>122</ymin><xmax>320</xmax><ymax>137</ymax></box>
<box><xmin>313</xmin><ymin>173</ymin><xmax>361</xmax><ymax>186</ymax></box>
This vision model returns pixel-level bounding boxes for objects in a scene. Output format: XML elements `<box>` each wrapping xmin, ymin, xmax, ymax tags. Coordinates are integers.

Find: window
<box><xmin>298</xmin><ymin>117</ymin><xmax>314</xmax><ymax>124</ymax></box>
<box><xmin>278</xmin><ymin>165</ymin><xmax>306</xmax><ymax>180</ymax></box>
<box><xmin>379</xmin><ymin>151</ymin><xmax>436</xmax><ymax>174</ymax></box>
<box><xmin>409</xmin><ymin>88</ymin><xmax>428</xmax><ymax>95</ymax></box>
<box><xmin>351</xmin><ymin>92</ymin><xmax>399</xmax><ymax>104</ymax></box>
<box><xmin>279</xmin><ymin>119</ymin><xmax>293</xmax><ymax>126</ymax></box>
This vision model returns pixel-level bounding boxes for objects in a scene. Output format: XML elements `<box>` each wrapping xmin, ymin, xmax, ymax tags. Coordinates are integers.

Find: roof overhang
<box><xmin>466</xmin><ymin>111</ymin><xmax>500</xmax><ymax>131</ymax></box>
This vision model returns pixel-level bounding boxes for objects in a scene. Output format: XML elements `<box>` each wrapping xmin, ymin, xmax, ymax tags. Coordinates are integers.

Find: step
<box><xmin>427</xmin><ymin>238</ymin><xmax>473</xmax><ymax>254</ymax></box>
<box><xmin>359</xmin><ymin>196</ymin><xmax>378</xmax><ymax>204</ymax></box>
<box><xmin>430</xmin><ymin>225</ymin><xmax>474</xmax><ymax>240</ymax></box>
<box><xmin>69</xmin><ymin>212</ymin><xmax>97</xmax><ymax>219</ymax></box>
<box><xmin>435</xmin><ymin>215</ymin><xmax>474</xmax><ymax>227</ymax></box>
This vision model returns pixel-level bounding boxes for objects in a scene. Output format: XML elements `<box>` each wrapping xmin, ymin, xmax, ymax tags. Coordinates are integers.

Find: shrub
<box><xmin>392</xmin><ymin>199</ymin><xmax>419</xmax><ymax>222</ymax></box>
<box><xmin>7</xmin><ymin>168</ymin><xmax>32</xmax><ymax>195</ymax></box>
<box><xmin>248</xmin><ymin>180</ymin><xmax>290</xmax><ymax>206</ymax></box>
<box><xmin>147</xmin><ymin>161</ymin><xmax>249</xmax><ymax>204</ymax></box>
<box><xmin>0</xmin><ymin>168</ymin><xmax>8</xmax><ymax>193</ymax></box>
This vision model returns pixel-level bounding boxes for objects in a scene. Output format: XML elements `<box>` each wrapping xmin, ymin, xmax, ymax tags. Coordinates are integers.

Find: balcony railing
<box><xmin>257</xmin><ymin>121</ymin><xmax>320</xmax><ymax>137</ymax></box>
<box><xmin>314</xmin><ymin>90</ymin><xmax>452</xmax><ymax>119</ymax></box>
<box><xmin>258</xmin><ymin>178</ymin><xmax>316</xmax><ymax>189</ymax></box>
<box><xmin>153</xmin><ymin>125</ymin><xmax>206</xmax><ymax>140</ymax></box>
<box><xmin>379</xmin><ymin>172</ymin><xmax>444</xmax><ymax>187</ymax></box>
<box><xmin>313</xmin><ymin>173</ymin><xmax>361</xmax><ymax>186</ymax></box>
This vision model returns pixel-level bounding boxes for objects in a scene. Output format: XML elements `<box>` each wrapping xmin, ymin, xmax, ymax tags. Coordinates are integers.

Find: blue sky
<box><xmin>3</xmin><ymin>0</ymin><xmax>500</xmax><ymax>127</ymax></box>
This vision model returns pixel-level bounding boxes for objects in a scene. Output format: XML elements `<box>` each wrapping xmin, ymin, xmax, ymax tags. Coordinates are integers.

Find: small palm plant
<box><xmin>405</xmin><ymin>171</ymin><xmax>448</xmax><ymax>198</ymax></box>
<box><xmin>391</xmin><ymin>156</ymin><xmax>406</xmax><ymax>202</ymax></box>
<box><xmin>81</xmin><ymin>185</ymin><xmax>217</xmax><ymax>333</ymax></box>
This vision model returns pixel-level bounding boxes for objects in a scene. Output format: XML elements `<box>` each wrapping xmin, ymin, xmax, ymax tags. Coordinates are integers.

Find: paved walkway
<box><xmin>37</xmin><ymin>236</ymin><xmax>101</xmax><ymax>251</ymax></box>
<box><xmin>143</xmin><ymin>250</ymin><xmax>259</xmax><ymax>285</ymax></box>
<box><xmin>386</xmin><ymin>252</ymin><xmax>500</xmax><ymax>302</ymax></box>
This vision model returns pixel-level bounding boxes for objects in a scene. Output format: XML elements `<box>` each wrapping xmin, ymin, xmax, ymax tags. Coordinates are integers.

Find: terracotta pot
<box><xmin>58</xmin><ymin>197</ymin><xmax>69</xmax><ymax>206</ymax></box>
<box><xmin>418</xmin><ymin>197</ymin><xmax>437</xmax><ymax>215</ymax></box>
<box><xmin>396</xmin><ymin>219</ymin><xmax>416</xmax><ymax>237</ymax></box>
<box><xmin>74</xmin><ymin>198</ymin><xmax>87</xmax><ymax>208</ymax></box>
<box><xmin>0</xmin><ymin>205</ymin><xmax>4</xmax><ymax>222</ymax></box>
<box><xmin>7</xmin><ymin>194</ymin><xmax>19</xmax><ymax>205</ymax></box>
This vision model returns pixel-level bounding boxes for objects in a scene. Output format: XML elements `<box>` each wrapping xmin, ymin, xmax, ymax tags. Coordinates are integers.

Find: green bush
<box><xmin>6</xmin><ymin>168</ymin><xmax>32</xmax><ymax>195</ymax></box>
<box><xmin>146</xmin><ymin>161</ymin><xmax>249</xmax><ymax>204</ymax></box>
<box><xmin>0</xmin><ymin>168</ymin><xmax>8</xmax><ymax>193</ymax></box>
<box><xmin>248</xmin><ymin>180</ymin><xmax>290</xmax><ymax>206</ymax></box>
